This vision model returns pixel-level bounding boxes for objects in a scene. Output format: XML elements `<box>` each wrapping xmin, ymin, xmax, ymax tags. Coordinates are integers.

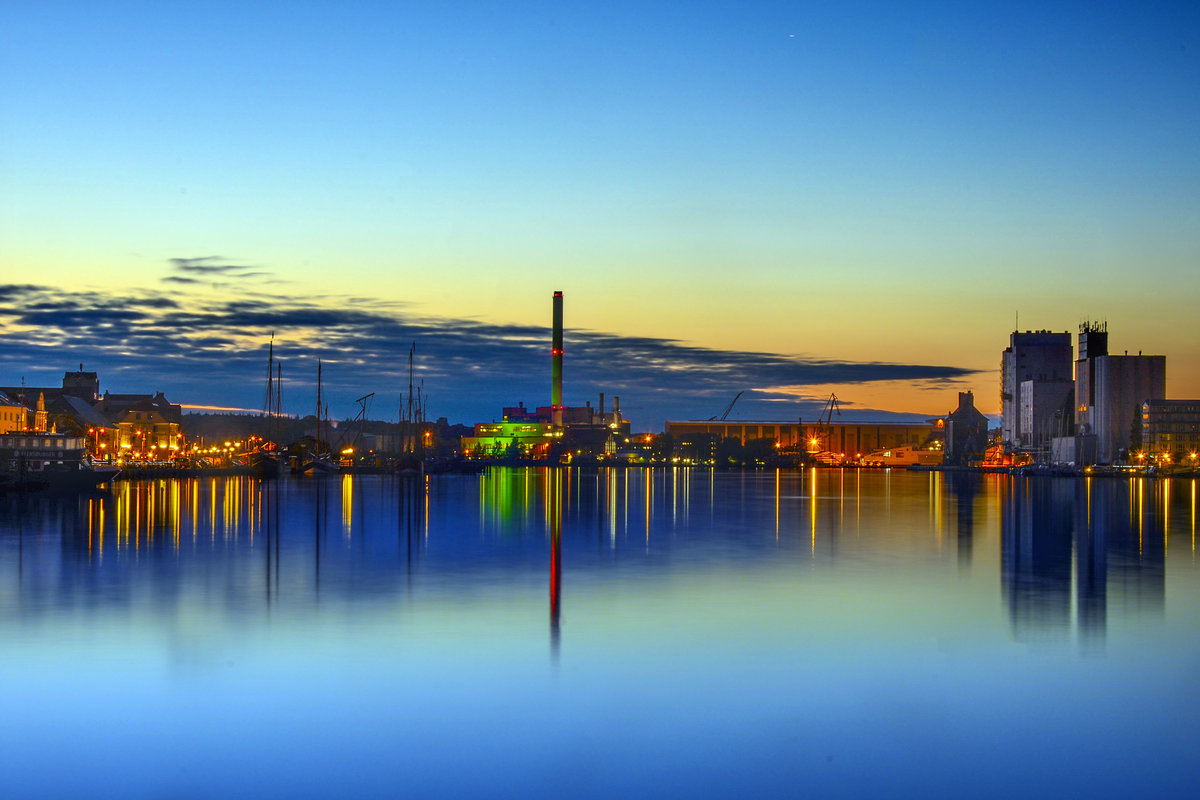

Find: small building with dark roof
<box><xmin>944</xmin><ymin>391</ymin><xmax>990</xmax><ymax>467</ymax></box>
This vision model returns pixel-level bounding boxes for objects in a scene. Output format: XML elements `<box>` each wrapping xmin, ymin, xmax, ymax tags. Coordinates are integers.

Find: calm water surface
<box><xmin>1</xmin><ymin>468</ymin><xmax>1198</xmax><ymax>798</ymax></box>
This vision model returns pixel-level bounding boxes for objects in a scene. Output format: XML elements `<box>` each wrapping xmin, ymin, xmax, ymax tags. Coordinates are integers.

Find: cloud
<box><xmin>0</xmin><ymin>282</ymin><xmax>981</xmax><ymax>428</ymax></box>
<box><xmin>165</xmin><ymin>256</ymin><xmax>276</xmax><ymax>284</ymax></box>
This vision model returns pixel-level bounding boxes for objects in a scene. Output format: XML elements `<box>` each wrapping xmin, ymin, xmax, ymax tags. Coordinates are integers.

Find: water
<box><xmin>1</xmin><ymin>468</ymin><xmax>1197</xmax><ymax>798</ymax></box>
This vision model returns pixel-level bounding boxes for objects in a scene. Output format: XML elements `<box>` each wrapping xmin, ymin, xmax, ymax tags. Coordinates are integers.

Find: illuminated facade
<box><xmin>461</xmin><ymin>421</ymin><xmax>560</xmax><ymax>458</ymax></box>
<box><xmin>94</xmin><ymin>391</ymin><xmax>184</xmax><ymax>457</ymax></box>
<box><xmin>0</xmin><ymin>370</ymin><xmax>173</xmax><ymax>459</ymax></box>
<box><xmin>1141</xmin><ymin>400</ymin><xmax>1200</xmax><ymax>459</ymax></box>
<box><xmin>0</xmin><ymin>391</ymin><xmax>25</xmax><ymax>433</ymax></box>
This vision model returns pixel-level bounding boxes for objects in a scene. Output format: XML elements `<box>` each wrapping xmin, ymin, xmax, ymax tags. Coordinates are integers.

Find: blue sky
<box><xmin>2</xmin><ymin>2</ymin><xmax>1198</xmax><ymax>427</ymax></box>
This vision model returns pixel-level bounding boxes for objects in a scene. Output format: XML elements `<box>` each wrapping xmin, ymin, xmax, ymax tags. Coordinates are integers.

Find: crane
<box><xmin>709</xmin><ymin>391</ymin><xmax>744</xmax><ymax>421</ymax></box>
<box><xmin>819</xmin><ymin>393</ymin><xmax>841</xmax><ymax>428</ymax></box>
<box><xmin>334</xmin><ymin>392</ymin><xmax>375</xmax><ymax>455</ymax></box>
<box><xmin>809</xmin><ymin>393</ymin><xmax>841</xmax><ymax>458</ymax></box>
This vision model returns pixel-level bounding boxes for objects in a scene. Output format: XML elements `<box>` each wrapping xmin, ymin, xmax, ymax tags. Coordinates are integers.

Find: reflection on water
<box><xmin>1001</xmin><ymin>477</ymin><xmax>1172</xmax><ymax>642</ymax></box>
<box><xmin>1</xmin><ymin>469</ymin><xmax>1198</xmax><ymax>797</ymax></box>
<box><xmin>1</xmin><ymin>470</ymin><xmax>1195</xmax><ymax>638</ymax></box>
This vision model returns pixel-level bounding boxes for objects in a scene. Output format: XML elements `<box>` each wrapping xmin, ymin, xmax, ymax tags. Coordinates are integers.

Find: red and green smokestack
<box><xmin>552</xmin><ymin>291</ymin><xmax>563</xmax><ymax>426</ymax></box>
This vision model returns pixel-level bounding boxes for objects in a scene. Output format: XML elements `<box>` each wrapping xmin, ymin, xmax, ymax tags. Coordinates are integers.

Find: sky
<box><xmin>2</xmin><ymin>1</ymin><xmax>1198</xmax><ymax>429</ymax></box>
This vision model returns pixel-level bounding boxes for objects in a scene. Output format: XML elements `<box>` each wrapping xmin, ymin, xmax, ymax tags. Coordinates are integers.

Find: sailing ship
<box><xmin>250</xmin><ymin>335</ymin><xmax>284</xmax><ymax>478</ymax></box>
<box><xmin>292</xmin><ymin>358</ymin><xmax>339</xmax><ymax>475</ymax></box>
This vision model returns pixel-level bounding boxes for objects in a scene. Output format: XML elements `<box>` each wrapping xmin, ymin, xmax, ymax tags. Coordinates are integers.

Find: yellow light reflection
<box><xmin>645</xmin><ymin>468</ymin><xmax>652</xmax><ymax>545</ymax></box>
<box><xmin>609</xmin><ymin>468</ymin><xmax>618</xmax><ymax>548</ymax></box>
<box><xmin>1163</xmin><ymin>478</ymin><xmax>1170</xmax><ymax>555</ymax></box>
<box><xmin>774</xmin><ymin>467</ymin><xmax>780</xmax><ymax>541</ymax></box>
<box><xmin>342</xmin><ymin>474</ymin><xmax>354</xmax><ymax>538</ymax></box>
<box><xmin>1191</xmin><ymin>479</ymin><xmax>1196</xmax><ymax>555</ymax></box>
<box><xmin>810</xmin><ymin>466</ymin><xmax>817</xmax><ymax>555</ymax></box>
<box><xmin>1137</xmin><ymin>478</ymin><xmax>1144</xmax><ymax>557</ymax></box>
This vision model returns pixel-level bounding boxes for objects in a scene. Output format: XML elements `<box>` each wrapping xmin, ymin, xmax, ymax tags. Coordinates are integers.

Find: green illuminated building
<box><xmin>461</xmin><ymin>421</ymin><xmax>562</xmax><ymax>458</ymax></box>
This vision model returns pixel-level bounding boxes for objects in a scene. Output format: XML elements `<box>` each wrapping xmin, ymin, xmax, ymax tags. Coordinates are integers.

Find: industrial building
<box><xmin>1088</xmin><ymin>354</ymin><xmax>1165</xmax><ymax>464</ymax></box>
<box><xmin>1000</xmin><ymin>330</ymin><xmax>1073</xmax><ymax>448</ymax></box>
<box><xmin>1018</xmin><ymin>378</ymin><xmax>1074</xmax><ymax>460</ymax></box>
<box><xmin>461</xmin><ymin>292</ymin><xmax>630</xmax><ymax>460</ymax></box>
<box><xmin>1001</xmin><ymin>321</ymin><xmax>1173</xmax><ymax>466</ymax></box>
<box><xmin>663</xmin><ymin>419</ymin><xmax>940</xmax><ymax>458</ymax></box>
<box><xmin>1068</xmin><ymin>322</ymin><xmax>1166</xmax><ymax>464</ymax></box>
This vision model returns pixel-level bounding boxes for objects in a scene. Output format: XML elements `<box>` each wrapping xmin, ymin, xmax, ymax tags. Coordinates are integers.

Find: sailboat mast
<box><xmin>276</xmin><ymin>362</ymin><xmax>282</xmax><ymax>438</ymax></box>
<box><xmin>406</xmin><ymin>343</ymin><xmax>415</xmax><ymax>454</ymax></box>
<box><xmin>265</xmin><ymin>333</ymin><xmax>275</xmax><ymax>448</ymax></box>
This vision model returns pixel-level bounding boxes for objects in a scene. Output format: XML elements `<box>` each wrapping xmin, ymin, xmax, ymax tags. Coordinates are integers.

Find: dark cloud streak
<box><xmin>0</xmin><ymin>283</ymin><xmax>979</xmax><ymax>427</ymax></box>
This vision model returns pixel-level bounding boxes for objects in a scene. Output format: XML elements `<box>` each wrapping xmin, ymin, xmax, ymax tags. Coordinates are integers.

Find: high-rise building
<box><xmin>1001</xmin><ymin>330</ymin><xmax>1073</xmax><ymax>448</ymax></box>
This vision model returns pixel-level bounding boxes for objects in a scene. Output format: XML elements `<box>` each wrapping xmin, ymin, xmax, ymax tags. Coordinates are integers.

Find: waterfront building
<box><xmin>1065</xmin><ymin>321</ymin><xmax>1166</xmax><ymax>465</ymax></box>
<box><xmin>1070</xmin><ymin>327</ymin><xmax>1166</xmax><ymax>463</ymax></box>
<box><xmin>94</xmin><ymin>391</ymin><xmax>184</xmax><ymax>456</ymax></box>
<box><xmin>0</xmin><ymin>431</ymin><xmax>86</xmax><ymax>472</ymax></box>
<box><xmin>943</xmin><ymin>391</ymin><xmax>990</xmax><ymax>467</ymax></box>
<box><xmin>1000</xmin><ymin>330</ymin><xmax>1073</xmax><ymax>449</ymax></box>
<box><xmin>4</xmin><ymin>371</ymin><xmax>185</xmax><ymax>460</ymax></box>
<box><xmin>663</xmin><ymin>419</ymin><xmax>939</xmax><ymax>457</ymax></box>
<box><xmin>1141</xmin><ymin>400</ymin><xmax>1200</xmax><ymax>461</ymax></box>
<box><xmin>461</xmin><ymin>420</ymin><xmax>561</xmax><ymax>458</ymax></box>
<box><xmin>672</xmin><ymin>433</ymin><xmax>719</xmax><ymax>464</ymax></box>
<box><xmin>465</xmin><ymin>392</ymin><xmax>630</xmax><ymax>459</ymax></box>
<box><xmin>1091</xmin><ymin>354</ymin><xmax>1165</xmax><ymax>463</ymax></box>
<box><xmin>1019</xmin><ymin>379</ymin><xmax>1074</xmax><ymax>460</ymax></box>
<box><xmin>0</xmin><ymin>391</ymin><xmax>25</xmax><ymax>433</ymax></box>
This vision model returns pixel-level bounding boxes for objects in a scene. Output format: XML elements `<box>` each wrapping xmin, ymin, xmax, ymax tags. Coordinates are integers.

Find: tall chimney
<box><xmin>613</xmin><ymin>395</ymin><xmax>620</xmax><ymax>426</ymax></box>
<box><xmin>552</xmin><ymin>291</ymin><xmax>563</xmax><ymax>427</ymax></box>
<box><xmin>599</xmin><ymin>392</ymin><xmax>605</xmax><ymax>422</ymax></box>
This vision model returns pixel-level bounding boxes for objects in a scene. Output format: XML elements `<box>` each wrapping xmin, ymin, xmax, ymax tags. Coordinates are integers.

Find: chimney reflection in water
<box><xmin>549</xmin><ymin>469</ymin><xmax>562</xmax><ymax>661</ymax></box>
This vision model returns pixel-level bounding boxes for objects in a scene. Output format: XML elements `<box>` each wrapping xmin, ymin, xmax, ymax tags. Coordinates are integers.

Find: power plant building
<box><xmin>461</xmin><ymin>291</ymin><xmax>630</xmax><ymax>459</ymax></box>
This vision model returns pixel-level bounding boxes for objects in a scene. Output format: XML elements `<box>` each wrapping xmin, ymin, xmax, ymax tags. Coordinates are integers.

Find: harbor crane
<box><xmin>813</xmin><ymin>393</ymin><xmax>841</xmax><ymax>456</ymax></box>
<box><xmin>334</xmin><ymin>392</ymin><xmax>375</xmax><ymax>455</ymax></box>
<box><xmin>709</xmin><ymin>391</ymin><xmax>744</xmax><ymax>421</ymax></box>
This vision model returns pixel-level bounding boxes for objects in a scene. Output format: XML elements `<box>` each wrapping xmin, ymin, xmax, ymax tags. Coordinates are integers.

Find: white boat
<box><xmin>861</xmin><ymin>444</ymin><xmax>944</xmax><ymax>468</ymax></box>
